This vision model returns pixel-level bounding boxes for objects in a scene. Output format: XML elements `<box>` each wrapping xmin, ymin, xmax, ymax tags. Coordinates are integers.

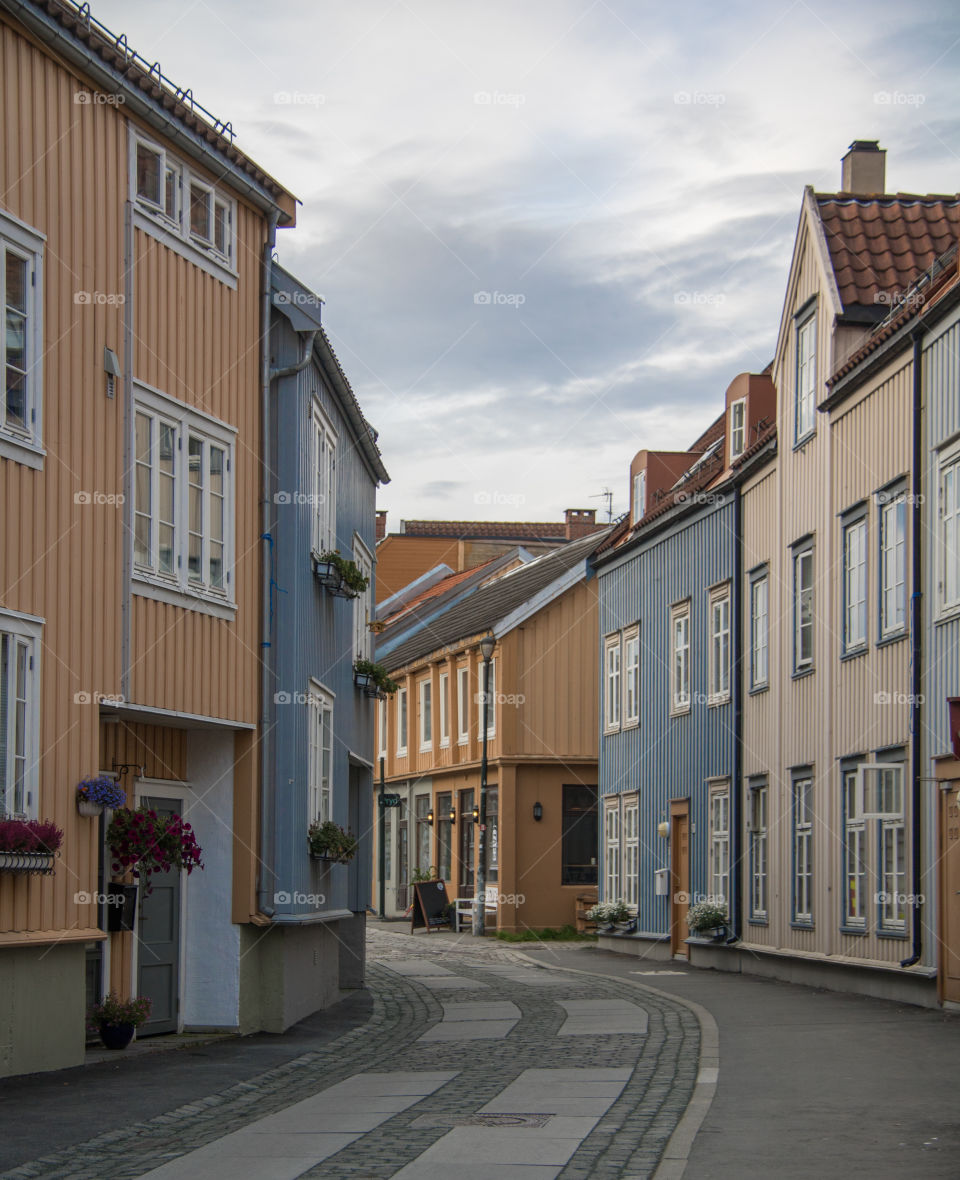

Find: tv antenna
<box><xmin>591</xmin><ymin>488</ymin><xmax>614</xmax><ymax>522</ymax></box>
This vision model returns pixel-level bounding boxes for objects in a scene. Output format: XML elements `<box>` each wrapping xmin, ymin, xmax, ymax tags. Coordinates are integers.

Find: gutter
<box><xmin>729</xmin><ymin>483</ymin><xmax>743</xmax><ymax>943</ymax></box>
<box><xmin>120</xmin><ymin>199</ymin><xmax>134</xmax><ymax>700</ymax></box>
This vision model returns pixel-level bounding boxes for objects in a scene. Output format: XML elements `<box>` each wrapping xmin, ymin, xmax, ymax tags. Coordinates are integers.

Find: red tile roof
<box><xmin>379</xmin><ymin>558</ymin><xmax>502</xmax><ymax>624</ymax></box>
<box><xmin>399</xmin><ymin>520</ymin><xmax>603</xmax><ymax>541</ymax></box>
<box><xmin>815</xmin><ymin>193</ymin><xmax>960</xmax><ymax>309</ymax></box>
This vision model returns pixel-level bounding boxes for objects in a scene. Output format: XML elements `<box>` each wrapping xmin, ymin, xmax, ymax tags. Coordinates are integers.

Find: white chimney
<box><xmin>841</xmin><ymin>140</ymin><xmax>886</xmax><ymax>195</ymax></box>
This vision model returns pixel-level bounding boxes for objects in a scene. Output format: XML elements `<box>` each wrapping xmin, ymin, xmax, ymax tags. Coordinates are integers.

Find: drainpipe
<box><xmin>120</xmin><ymin>200</ymin><xmax>134</xmax><ymax>701</ymax></box>
<box><xmin>729</xmin><ymin>485</ymin><xmax>743</xmax><ymax>943</ymax></box>
<box><xmin>257</xmin><ymin>212</ymin><xmax>280</xmax><ymax>919</ymax></box>
<box><xmin>902</xmin><ymin>331</ymin><xmax>924</xmax><ymax>969</ymax></box>
<box><xmin>271</xmin><ymin>331</ymin><xmax>317</xmax><ymax>380</ymax></box>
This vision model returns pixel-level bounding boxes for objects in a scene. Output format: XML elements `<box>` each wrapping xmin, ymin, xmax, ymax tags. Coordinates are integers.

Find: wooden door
<box><xmin>940</xmin><ymin>785</ymin><xmax>960</xmax><ymax>1004</ymax></box>
<box><xmin>137</xmin><ymin>796</ymin><xmax>182</xmax><ymax>1036</ymax></box>
<box><xmin>670</xmin><ymin>801</ymin><xmax>690</xmax><ymax>958</ymax></box>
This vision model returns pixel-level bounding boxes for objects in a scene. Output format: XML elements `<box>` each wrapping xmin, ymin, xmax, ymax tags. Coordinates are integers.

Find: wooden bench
<box><xmin>453</xmin><ymin>885</ymin><xmax>499</xmax><ymax>931</ymax></box>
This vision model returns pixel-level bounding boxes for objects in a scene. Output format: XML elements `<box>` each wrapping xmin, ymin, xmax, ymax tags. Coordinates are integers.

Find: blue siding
<box><xmin>598</xmin><ymin>496</ymin><xmax>736</xmax><ymax>930</ymax></box>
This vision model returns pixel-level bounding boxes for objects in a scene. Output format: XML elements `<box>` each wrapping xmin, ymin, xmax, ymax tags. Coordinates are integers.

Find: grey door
<box><xmin>137</xmin><ymin>796</ymin><xmax>182</xmax><ymax>1036</ymax></box>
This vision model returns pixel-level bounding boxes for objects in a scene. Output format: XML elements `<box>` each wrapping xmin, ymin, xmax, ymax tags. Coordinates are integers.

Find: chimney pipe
<box><xmin>841</xmin><ymin>140</ymin><xmax>886</xmax><ymax>196</ymax></box>
<box><xmin>375</xmin><ymin>509</ymin><xmax>387</xmax><ymax>542</ymax></box>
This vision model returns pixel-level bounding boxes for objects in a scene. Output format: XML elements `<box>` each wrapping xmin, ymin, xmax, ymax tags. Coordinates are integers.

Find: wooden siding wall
<box><xmin>99</xmin><ymin>722</ymin><xmax>187</xmax><ymax>784</ymax></box>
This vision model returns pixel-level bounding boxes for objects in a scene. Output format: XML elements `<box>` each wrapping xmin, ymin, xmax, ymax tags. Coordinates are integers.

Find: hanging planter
<box><xmin>0</xmin><ymin>819</ymin><xmax>63</xmax><ymax>875</ymax></box>
<box><xmin>308</xmin><ymin>820</ymin><xmax>358</xmax><ymax>865</ymax></box>
<box><xmin>352</xmin><ymin>659</ymin><xmax>399</xmax><ymax>697</ymax></box>
<box><xmin>77</xmin><ymin>775</ymin><xmax>127</xmax><ymax>817</ymax></box>
<box><xmin>314</xmin><ymin>551</ymin><xmax>369</xmax><ymax>600</ymax></box>
<box><xmin>106</xmin><ymin>806</ymin><xmax>203</xmax><ymax>895</ymax></box>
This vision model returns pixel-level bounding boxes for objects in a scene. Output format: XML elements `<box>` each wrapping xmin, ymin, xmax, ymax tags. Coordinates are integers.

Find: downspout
<box><xmin>272</xmin><ymin>331</ymin><xmax>317</xmax><ymax>380</ymax></box>
<box><xmin>902</xmin><ymin>330</ymin><xmax>924</xmax><ymax>968</ymax></box>
<box><xmin>257</xmin><ymin>212</ymin><xmax>280</xmax><ymax>918</ymax></box>
<box><xmin>729</xmin><ymin>486</ymin><xmax>743</xmax><ymax>943</ymax></box>
<box><xmin>120</xmin><ymin>200</ymin><xmax>134</xmax><ymax>701</ymax></box>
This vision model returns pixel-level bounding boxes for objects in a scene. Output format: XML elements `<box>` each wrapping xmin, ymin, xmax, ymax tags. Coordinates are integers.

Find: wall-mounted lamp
<box><xmin>449</xmin><ymin>806</ymin><xmax>456</xmax><ymax>825</ymax></box>
<box><xmin>471</xmin><ymin>805</ymin><xmax>480</xmax><ymax>823</ymax></box>
<box><xmin>657</xmin><ymin>820</ymin><xmax>670</xmax><ymax>839</ymax></box>
<box><xmin>532</xmin><ymin>801</ymin><xmax>543</xmax><ymax>822</ymax></box>
<box><xmin>426</xmin><ymin>808</ymin><xmax>434</xmax><ymax>826</ymax></box>
<box><xmin>103</xmin><ymin>347</ymin><xmax>121</xmax><ymax>399</ymax></box>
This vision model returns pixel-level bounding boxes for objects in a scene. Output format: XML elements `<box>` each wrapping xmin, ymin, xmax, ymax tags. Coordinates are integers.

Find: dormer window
<box><xmin>730</xmin><ymin>398</ymin><xmax>746</xmax><ymax>461</ymax></box>
<box><xmin>632</xmin><ymin>470</ymin><xmax>646</xmax><ymax>524</ymax></box>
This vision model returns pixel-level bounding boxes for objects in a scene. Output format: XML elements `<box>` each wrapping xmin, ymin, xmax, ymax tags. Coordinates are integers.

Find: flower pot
<box><xmin>613</xmin><ymin>919</ymin><xmax>637</xmax><ymax>933</ymax></box>
<box><xmin>78</xmin><ymin>799</ymin><xmax>102</xmax><ymax>818</ymax></box>
<box><xmin>99</xmin><ymin>1021</ymin><xmax>136</xmax><ymax>1050</ymax></box>
<box><xmin>0</xmin><ymin>850</ymin><xmax>56</xmax><ymax>875</ymax></box>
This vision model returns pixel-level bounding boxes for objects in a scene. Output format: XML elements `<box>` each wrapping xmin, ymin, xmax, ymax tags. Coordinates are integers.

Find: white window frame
<box><xmin>879</xmin><ymin>493</ymin><xmax>907</xmax><ymax>637</ymax></box>
<box><xmin>622</xmin><ymin>627</ymin><xmax>639</xmax><ymax>728</ymax></box>
<box><xmin>438</xmin><ymin>670</ymin><xmax>450</xmax><ymax>747</ymax></box>
<box><xmin>132</xmin><ymin>384</ymin><xmax>236</xmax><ymax>615</ymax></box>
<box><xmin>748</xmin><ymin>784</ymin><xmax>768</xmax><ymax>921</ymax></box>
<box><xmin>604</xmin><ymin>799</ymin><xmax>621</xmax><ymax>902</ymax></box>
<box><xmin>708</xmin><ymin>585</ymin><xmax>731</xmax><ymax>704</ymax></box>
<box><xmin>842</xmin><ymin>768</ymin><xmax>866</xmax><ymax>929</ymax></box>
<box><xmin>622</xmin><ymin>795</ymin><xmax>639</xmax><ymax>910</ymax></box>
<box><xmin>879</xmin><ymin>765</ymin><xmax>907</xmax><ymax>931</ymax></box>
<box><xmin>938</xmin><ymin>445</ymin><xmax>960</xmax><ymax>616</ymax></box>
<box><xmin>0</xmin><ymin>609</ymin><xmax>42</xmax><ymax>819</ymax></box>
<box><xmin>670</xmin><ymin>602</ymin><xmax>691</xmax><ymax>715</ymax></box>
<box><xmin>311</xmin><ymin>403</ymin><xmax>338</xmax><ymax>558</ymax></box>
<box><xmin>307</xmin><ymin>681</ymin><xmax>333</xmax><ymax>824</ymax></box>
<box><xmin>729</xmin><ymin>397</ymin><xmax>746</xmax><ymax>461</ymax></box>
<box><xmin>603</xmin><ymin>634</ymin><xmax>621</xmax><ymax>732</ymax></box>
<box><xmin>795</xmin><ymin>311</ymin><xmax>817</xmax><ymax>444</ymax></box>
<box><xmin>709</xmin><ymin>784</ymin><xmax>730</xmax><ymax>906</ymax></box>
<box><xmin>352</xmin><ymin>536</ymin><xmax>373</xmax><ymax>661</ymax></box>
<box><xmin>418</xmin><ymin>676</ymin><xmax>433</xmax><ymax>752</ymax></box>
<box><xmin>793</xmin><ymin>544</ymin><xmax>814</xmax><ymax>672</ymax></box>
<box><xmin>793</xmin><ymin>775</ymin><xmax>814</xmax><ymax>925</ymax></box>
<box><xmin>0</xmin><ymin>211</ymin><xmax>44</xmax><ymax>465</ymax></box>
<box><xmin>457</xmin><ymin>665</ymin><xmax>470</xmax><ymax>745</ymax></box>
<box><xmin>396</xmin><ymin>686</ymin><xmax>408</xmax><ymax>757</ymax></box>
<box><xmin>842</xmin><ymin>516</ymin><xmax>868</xmax><ymax>654</ymax></box>
<box><xmin>632</xmin><ymin>470</ymin><xmax>646</xmax><ymax>524</ymax></box>
<box><xmin>377</xmin><ymin>698</ymin><xmax>387</xmax><ymax>760</ymax></box>
<box><xmin>750</xmin><ymin>572</ymin><xmax>769</xmax><ymax>690</ymax></box>
<box><xmin>477</xmin><ymin>658</ymin><xmax>496</xmax><ymax>738</ymax></box>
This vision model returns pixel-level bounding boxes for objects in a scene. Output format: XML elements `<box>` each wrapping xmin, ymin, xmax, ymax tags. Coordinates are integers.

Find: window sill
<box><xmin>877</xmin><ymin>927</ymin><xmax>909</xmax><ymax>940</ymax></box>
<box><xmin>792</xmin><ymin>430</ymin><xmax>816</xmax><ymax>453</ymax></box>
<box><xmin>747</xmin><ymin>916</ymin><xmax>768</xmax><ymax>927</ymax></box>
<box><xmin>876</xmin><ymin>630</ymin><xmax>908</xmax><ymax>650</ymax></box>
<box><xmin>708</xmin><ymin>694</ymin><xmax>731</xmax><ymax>708</ymax></box>
<box><xmin>396</xmin><ymin>750</ymin><xmax>408</xmax><ymax>759</ymax></box>
<box><xmin>791</xmin><ymin>666</ymin><xmax>815</xmax><ymax>682</ymax></box>
<box><xmin>934</xmin><ymin>606</ymin><xmax>960</xmax><ymax>627</ymax></box>
<box><xmin>839</xmin><ymin>924</ymin><xmax>867</xmax><ymax>936</ymax></box>
<box><xmin>748</xmin><ymin>683</ymin><xmax>769</xmax><ymax>696</ymax></box>
<box><xmin>790</xmin><ymin>920</ymin><xmax>815</xmax><ymax>931</ymax></box>
<box><xmin>669</xmin><ymin>707</ymin><xmax>691</xmax><ymax>718</ymax></box>
<box><xmin>134</xmin><ymin>207</ymin><xmax>237</xmax><ymax>289</ymax></box>
<box><xmin>133</xmin><ymin>576</ymin><xmax>237</xmax><ymax>620</ymax></box>
<box><xmin>0</xmin><ymin>433</ymin><xmax>44</xmax><ymax>470</ymax></box>
<box><xmin>439</xmin><ymin>739</ymin><xmax>450</xmax><ymax>749</ymax></box>
<box><xmin>622</xmin><ymin>718</ymin><xmax>639</xmax><ymax>731</ymax></box>
<box><xmin>603</xmin><ymin>726</ymin><xmax>621</xmax><ymax>737</ymax></box>
<box><xmin>840</xmin><ymin>645</ymin><xmax>868</xmax><ymax>662</ymax></box>
<box><xmin>419</xmin><ymin>744</ymin><xmax>433</xmax><ymax>754</ymax></box>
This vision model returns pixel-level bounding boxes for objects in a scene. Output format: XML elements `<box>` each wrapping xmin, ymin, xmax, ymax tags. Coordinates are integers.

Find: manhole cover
<box><xmin>466</xmin><ymin>1113</ymin><xmax>552</xmax><ymax>1128</ymax></box>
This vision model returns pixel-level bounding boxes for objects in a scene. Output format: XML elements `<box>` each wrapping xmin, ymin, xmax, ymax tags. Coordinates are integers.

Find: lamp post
<box><xmin>473</xmin><ymin>632</ymin><xmax>496</xmax><ymax>936</ymax></box>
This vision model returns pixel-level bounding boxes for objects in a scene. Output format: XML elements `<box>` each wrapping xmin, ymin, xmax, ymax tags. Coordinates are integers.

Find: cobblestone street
<box><xmin>0</xmin><ymin>929</ymin><xmax>706</xmax><ymax>1180</ymax></box>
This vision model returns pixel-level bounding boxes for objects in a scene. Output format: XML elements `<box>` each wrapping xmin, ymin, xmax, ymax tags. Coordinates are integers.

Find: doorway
<box><xmin>939</xmin><ymin>783</ymin><xmax>960</xmax><ymax>1004</ymax></box>
<box><xmin>670</xmin><ymin>799</ymin><xmax>690</xmax><ymax>958</ymax></box>
<box><xmin>137</xmin><ymin>795</ymin><xmax>182</xmax><ymax>1035</ymax></box>
<box><xmin>459</xmin><ymin>789</ymin><xmax>475</xmax><ymax>897</ymax></box>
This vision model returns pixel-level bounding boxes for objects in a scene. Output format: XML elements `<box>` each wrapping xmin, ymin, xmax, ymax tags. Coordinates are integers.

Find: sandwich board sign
<box><xmin>411</xmin><ymin>880</ymin><xmax>451</xmax><ymax>933</ymax></box>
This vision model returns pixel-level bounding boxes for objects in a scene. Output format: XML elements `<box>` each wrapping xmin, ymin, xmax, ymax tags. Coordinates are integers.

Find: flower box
<box><xmin>0</xmin><ymin>850</ymin><xmax>56</xmax><ymax>875</ymax></box>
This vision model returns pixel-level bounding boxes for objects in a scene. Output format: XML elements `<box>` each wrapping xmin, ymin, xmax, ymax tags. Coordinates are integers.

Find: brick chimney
<box><xmin>375</xmin><ymin>509</ymin><xmax>387</xmax><ymax>541</ymax></box>
<box><xmin>564</xmin><ymin>508</ymin><xmax>597</xmax><ymax>540</ymax></box>
<box><xmin>841</xmin><ymin>140</ymin><xmax>886</xmax><ymax>196</ymax></box>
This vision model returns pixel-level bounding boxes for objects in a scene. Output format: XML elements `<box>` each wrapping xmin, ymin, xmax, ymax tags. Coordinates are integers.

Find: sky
<box><xmin>94</xmin><ymin>0</ymin><xmax>960</xmax><ymax>525</ymax></box>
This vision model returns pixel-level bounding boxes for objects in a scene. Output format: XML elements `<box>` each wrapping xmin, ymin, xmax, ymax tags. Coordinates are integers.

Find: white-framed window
<box><xmin>307</xmin><ymin>682</ymin><xmax>333</xmax><ymax>824</ymax></box>
<box><xmin>795</xmin><ymin>311</ymin><xmax>817</xmax><ymax>444</ymax></box>
<box><xmin>748</xmin><ymin>783</ymin><xmax>768</xmax><ymax>921</ymax></box>
<box><xmin>135</xmin><ymin>138</ymin><xmax>179</xmax><ymax>223</ymax></box>
<box><xmin>457</xmin><ymin>665</ymin><xmax>470</xmax><ymax>744</ymax></box>
<box><xmin>670</xmin><ymin>602</ymin><xmax>691</xmax><ymax>714</ymax></box>
<box><xmin>438</xmin><ymin>670</ymin><xmax>450</xmax><ymax>747</ymax></box>
<box><xmin>842</xmin><ymin>516</ymin><xmax>867</xmax><ymax>653</ymax></box>
<box><xmin>477</xmin><ymin>658</ymin><xmax>496</xmax><ymax>738</ymax></box>
<box><xmin>750</xmin><ymin>571</ymin><xmax>769</xmax><ymax>690</ymax></box>
<box><xmin>709</xmin><ymin>785</ymin><xmax>730</xmax><ymax>906</ymax></box>
<box><xmin>419</xmin><ymin>677</ymin><xmax>433</xmax><ymax>751</ymax></box>
<box><xmin>709</xmin><ymin>586</ymin><xmax>731</xmax><ymax>703</ymax></box>
<box><xmin>396</xmin><ymin>686</ymin><xmax>408</xmax><ymax>756</ymax></box>
<box><xmin>0</xmin><ymin>611</ymin><xmax>42</xmax><ymax>818</ymax></box>
<box><xmin>730</xmin><ymin>398</ymin><xmax>746</xmax><ymax>461</ymax></box>
<box><xmin>603</xmin><ymin>634</ymin><xmax>621</xmax><ymax>732</ymax></box>
<box><xmin>352</xmin><ymin>537</ymin><xmax>373</xmax><ymax>661</ymax></box>
<box><xmin>133</xmin><ymin>387</ymin><xmax>235</xmax><ymax>607</ymax></box>
<box><xmin>939</xmin><ymin>447</ymin><xmax>960</xmax><ymax>614</ymax></box>
<box><xmin>377</xmin><ymin>698</ymin><xmax>387</xmax><ymax>760</ymax></box>
<box><xmin>632</xmin><ymin>469</ymin><xmax>646</xmax><ymax>524</ymax></box>
<box><xmin>793</xmin><ymin>544</ymin><xmax>814</xmax><ymax>672</ymax></box>
<box><xmin>604</xmin><ymin>800</ymin><xmax>621</xmax><ymax>901</ymax></box>
<box><xmin>879</xmin><ymin>492</ymin><xmax>906</xmax><ymax>636</ymax></box>
<box><xmin>312</xmin><ymin>403</ymin><xmax>338</xmax><ymax>557</ymax></box>
<box><xmin>622</xmin><ymin>796</ymin><xmax>639</xmax><ymax>910</ymax></box>
<box><xmin>1</xmin><ymin>212</ymin><xmax>44</xmax><ymax>459</ymax></box>
<box><xmin>623</xmin><ymin>627</ymin><xmax>639</xmax><ymax>727</ymax></box>
<box><xmin>878</xmin><ymin>766</ymin><xmax>906</xmax><ymax>931</ymax></box>
<box><xmin>792</xmin><ymin>774</ymin><xmax>814</xmax><ymax>925</ymax></box>
<box><xmin>842</xmin><ymin>768</ymin><xmax>866</xmax><ymax>928</ymax></box>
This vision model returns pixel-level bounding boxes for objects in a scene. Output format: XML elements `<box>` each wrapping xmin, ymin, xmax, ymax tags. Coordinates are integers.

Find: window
<box><xmin>941</xmin><ymin>450</ymin><xmax>960</xmax><ymax>612</ymax></box>
<box><xmin>457</xmin><ymin>665</ymin><xmax>470</xmax><ymax>744</ymax></box>
<box><xmin>632</xmin><ymin>470</ymin><xmax>646</xmax><ymax>524</ymax></box>
<box><xmin>604</xmin><ymin>800</ymin><xmax>620</xmax><ymax>900</ymax></box>
<box><xmin>843</xmin><ymin>516</ymin><xmax>867</xmax><ymax>653</ymax></box>
<box><xmin>670</xmin><ymin>603</ymin><xmax>691</xmax><ymax>714</ymax></box>
<box><xmin>415</xmin><ymin>795</ymin><xmax>432</xmax><ymax>873</ymax></box>
<box><xmin>307</xmin><ymin>684</ymin><xmax>333</xmax><ymax>823</ymax></box>
<box><xmin>396</xmin><ymin>687</ymin><xmax>408</xmax><ymax>756</ymax></box>
<box><xmin>622</xmin><ymin>797</ymin><xmax>639</xmax><ymax>909</ymax></box>
<box><xmin>133</xmin><ymin>391</ymin><xmax>234</xmax><ymax>605</ymax></box>
<box><xmin>312</xmin><ymin>405</ymin><xmax>338</xmax><ymax>556</ymax></box>
<box><xmin>352</xmin><ymin>539</ymin><xmax>373</xmax><ymax>661</ymax></box>
<box><xmin>795</xmin><ymin>311</ymin><xmax>817</xmax><ymax>443</ymax></box>
<box><xmin>1</xmin><ymin>214</ymin><xmax>43</xmax><ymax>457</ymax></box>
<box><xmin>561</xmin><ymin>785</ymin><xmax>598</xmax><ymax>886</ymax></box>
<box><xmin>879</xmin><ymin>493</ymin><xmax>906</xmax><ymax>636</ymax></box>
<box><xmin>135</xmin><ymin>140</ymin><xmax>178</xmax><ymax>222</ymax></box>
<box><xmin>623</xmin><ymin>628</ymin><xmax>639</xmax><ymax>727</ymax></box>
<box><xmin>748</xmin><ymin>784</ymin><xmax>768</xmax><ymax>921</ymax></box>
<box><xmin>709</xmin><ymin>586</ymin><xmax>731</xmax><ymax>703</ymax></box>
<box><xmin>793</xmin><ymin>544</ymin><xmax>814</xmax><ymax>672</ymax></box>
<box><xmin>603</xmin><ymin>634</ymin><xmax>621</xmax><ymax>731</ymax></box>
<box><xmin>750</xmin><ymin>571</ymin><xmax>769</xmax><ymax>690</ymax></box>
<box><xmin>842</xmin><ymin>768</ymin><xmax>866</xmax><ymax>928</ymax></box>
<box><xmin>436</xmin><ymin>791</ymin><xmax>453</xmax><ymax>882</ymax></box>
<box><xmin>438</xmin><ymin>671</ymin><xmax>450</xmax><ymax>747</ymax></box>
<box><xmin>709</xmin><ymin>786</ymin><xmax>729</xmax><ymax>906</ymax></box>
<box><xmin>0</xmin><ymin>615</ymin><xmax>40</xmax><ymax>818</ymax></box>
<box><xmin>377</xmin><ymin>698</ymin><xmax>387</xmax><ymax>759</ymax></box>
<box><xmin>792</xmin><ymin>774</ymin><xmax>814</xmax><ymax>924</ymax></box>
<box><xmin>477</xmin><ymin>658</ymin><xmax>496</xmax><ymax>739</ymax></box>
<box><xmin>878</xmin><ymin>766</ymin><xmax>906</xmax><ymax>931</ymax></box>
<box><xmin>730</xmin><ymin>398</ymin><xmax>746</xmax><ymax>461</ymax></box>
<box><xmin>418</xmin><ymin>678</ymin><xmax>433</xmax><ymax>751</ymax></box>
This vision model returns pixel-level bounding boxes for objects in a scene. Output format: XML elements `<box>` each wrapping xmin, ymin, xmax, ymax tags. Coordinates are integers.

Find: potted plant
<box><xmin>89</xmin><ymin>992</ymin><xmax>152</xmax><ymax>1050</ymax></box>
<box><xmin>0</xmin><ymin>818</ymin><xmax>63</xmax><ymax>875</ymax></box>
<box><xmin>307</xmin><ymin>819</ymin><xmax>358</xmax><ymax>865</ymax></box>
<box><xmin>313</xmin><ymin>550</ymin><xmax>370</xmax><ymax>599</ymax></box>
<box><xmin>585</xmin><ymin>899</ymin><xmax>632</xmax><ymax>931</ymax></box>
<box><xmin>106</xmin><ymin>806</ymin><xmax>203</xmax><ymax>894</ymax></box>
<box><xmin>77</xmin><ymin>775</ymin><xmax>127</xmax><ymax>817</ymax></box>
<box><xmin>353</xmin><ymin>658</ymin><xmax>399</xmax><ymax>697</ymax></box>
<box><xmin>685</xmin><ymin>899</ymin><xmax>729</xmax><ymax>940</ymax></box>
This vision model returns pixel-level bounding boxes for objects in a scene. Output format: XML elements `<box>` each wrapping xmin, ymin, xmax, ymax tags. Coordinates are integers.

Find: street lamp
<box><xmin>473</xmin><ymin>632</ymin><xmax>496</xmax><ymax>936</ymax></box>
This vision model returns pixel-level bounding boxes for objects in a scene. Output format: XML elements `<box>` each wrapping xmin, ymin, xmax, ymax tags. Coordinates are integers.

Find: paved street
<box><xmin>1</xmin><ymin>928</ymin><xmax>958</xmax><ymax>1179</ymax></box>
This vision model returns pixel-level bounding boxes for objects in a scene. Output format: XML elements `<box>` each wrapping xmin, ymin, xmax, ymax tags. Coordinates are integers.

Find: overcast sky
<box><xmin>96</xmin><ymin>0</ymin><xmax>958</xmax><ymax>525</ymax></box>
